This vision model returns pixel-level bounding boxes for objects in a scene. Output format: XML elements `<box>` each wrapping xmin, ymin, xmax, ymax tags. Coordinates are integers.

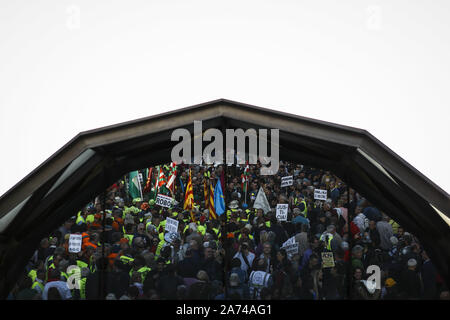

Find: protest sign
<box><xmin>321</xmin><ymin>252</ymin><xmax>336</xmax><ymax>268</ymax></box>
<box><xmin>156</xmin><ymin>194</ymin><xmax>174</xmax><ymax>208</ymax></box>
<box><xmin>314</xmin><ymin>189</ymin><xmax>328</xmax><ymax>201</ymax></box>
<box><xmin>276</xmin><ymin>204</ymin><xmax>289</xmax><ymax>221</ymax></box>
<box><xmin>281</xmin><ymin>176</ymin><xmax>293</xmax><ymax>188</ymax></box>
<box><xmin>165</xmin><ymin>217</ymin><xmax>179</xmax><ymax>234</ymax></box>
<box><xmin>68</xmin><ymin>234</ymin><xmax>82</xmax><ymax>253</ymax></box>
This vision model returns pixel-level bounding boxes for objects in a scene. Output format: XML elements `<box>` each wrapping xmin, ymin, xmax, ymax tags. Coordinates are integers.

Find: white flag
<box><xmin>253</xmin><ymin>187</ymin><xmax>271</xmax><ymax>214</ymax></box>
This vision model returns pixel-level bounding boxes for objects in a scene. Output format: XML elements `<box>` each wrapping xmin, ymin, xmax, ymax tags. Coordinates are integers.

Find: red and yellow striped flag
<box><xmin>209</xmin><ymin>182</ymin><xmax>217</xmax><ymax>220</ymax></box>
<box><xmin>183</xmin><ymin>169</ymin><xmax>195</xmax><ymax>222</ymax></box>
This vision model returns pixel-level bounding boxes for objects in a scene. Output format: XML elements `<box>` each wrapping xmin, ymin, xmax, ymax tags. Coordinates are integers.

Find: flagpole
<box><xmin>154</xmin><ymin>166</ymin><xmax>160</xmax><ymax>200</ymax></box>
<box><xmin>137</xmin><ymin>171</ymin><xmax>143</xmax><ymax>199</ymax></box>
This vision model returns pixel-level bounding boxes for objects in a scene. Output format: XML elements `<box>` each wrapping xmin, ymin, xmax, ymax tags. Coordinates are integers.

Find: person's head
<box><xmin>326</xmin><ymin>224</ymin><xmax>336</xmax><ymax>235</ymax></box>
<box><xmin>189</xmin><ymin>239</ymin><xmax>199</xmax><ymax>250</ymax></box>
<box><xmin>354</xmin><ymin>267</ymin><xmax>363</xmax><ymax>280</ymax></box>
<box><xmin>390</xmin><ymin>236</ymin><xmax>399</xmax><ymax>247</ymax></box>
<box><xmin>256</xmin><ymin>258</ymin><xmax>268</xmax><ymax>271</ymax></box>
<box><xmin>197</xmin><ymin>270</ymin><xmax>209</xmax><ymax>282</ymax></box>
<box><xmin>240</xmin><ymin>242</ymin><xmax>249</xmax><ymax>253</ymax></box>
<box><xmin>276</xmin><ymin>249</ymin><xmax>287</xmax><ymax>262</ymax></box>
<box><xmin>369</xmin><ymin>220</ymin><xmax>377</xmax><ymax>230</ymax></box>
<box><xmin>204</xmin><ymin>247</ymin><xmax>214</xmax><ymax>259</ymax></box>
<box><xmin>352</xmin><ymin>245</ymin><xmax>364</xmax><ymax>260</ymax></box>
<box><xmin>231</xmin><ymin>258</ymin><xmax>241</xmax><ymax>269</ymax></box>
<box><xmin>137</xmin><ymin>223</ymin><xmax>145</xmax><ymax>233</ymax></box>
<box><xmin>177</xmin><ymin>285</ymin><xmax>187</xmax><ymax>300</ymax></box>
<box><xmin>407</xmin><ymin>258</ymin><xmax>417</xmax><ymax>271</ymax></box>
<box><xmin>156</xmin><ymin>258</ymin><xmax>165</xmax><ymax>271</ymax></box>
<box><xmin>421</xmin><ymin>249</ymin><xmax>430</xmax><ymax>261</ymax></box>
<box><xmin>263</xmin><ymin>242</ymin><xmax>272</xmax><ymax>256</ymax></box>
<box><xmin>318</xmin><ymin>213</ymin><xmax>326</xmax><ymax>224</ymax></box>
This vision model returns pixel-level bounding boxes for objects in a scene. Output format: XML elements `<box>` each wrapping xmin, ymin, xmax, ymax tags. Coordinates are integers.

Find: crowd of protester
<box><xmin>8</xmin><ymin>161</ymin><xmax>450</xmax><ymax>300</ymax></box>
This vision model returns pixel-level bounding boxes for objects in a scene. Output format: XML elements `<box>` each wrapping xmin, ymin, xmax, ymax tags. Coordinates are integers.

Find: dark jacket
<box><xmin>399</xmin><ymin>269</ymin><xmax>422</xmax><ymax>299</ymax></box>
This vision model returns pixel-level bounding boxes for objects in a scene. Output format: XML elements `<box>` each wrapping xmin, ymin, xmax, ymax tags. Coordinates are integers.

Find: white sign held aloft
<box><xmin>281</xmin><ymin>176</ymin><xmax>293</xmax><ymax>188</ymax></box>
<box><xmin>282</xmin><ymin>236</ymin><xmax>296</xmax><ymax>248</ymax></box>
<box><xmin>283</xmin><ymin>243</ymin><xmax>299</xmax><ymax>256</ymax></box>
<box><xmin>276</xmin><ymin>204</ymin><xmax>289</xmax><ymax>221</ymax></box>
<box><xmin>68</xmin><ymin>234</ymin><xmax>82</xmax><ymax>253</ymax></box>
<box><xmin>314</xmin><ymin>189</ymin><xmax>328</xmax><ymax>201</ymax></box>
<box><xmin>165</xmin><ymin>217</ymin><xmax>179</xmax><ymax>234</ymax></box>
<box><xmin>156</xmin><ymin>194</ymin><xmax>174</xmax><ymax>208</ymax></box>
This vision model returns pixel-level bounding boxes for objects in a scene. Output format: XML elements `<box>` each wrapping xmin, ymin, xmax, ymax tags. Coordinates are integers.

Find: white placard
<box><xmin>68</xmin><ymin>234</ymin><xmax>82</xmax><ymax>253</ymax></box>
<box><xmin>251</xmin><ymin>271</ymin><xmax>266</xmax><ymax>286</ymax></box>
<box><xmin>283</xmin><ymin>243</ymin><xmax>299</xmax><ymax>256</ymax></box>
<box><xmin>314</xmin><ymin>189</ymin><xmax>328</xmax><ymax>201</ymax></box>
<box><xmin>276</xmin><ymin>204</ymin><xmax>289</xmax><ymax>221</ymax></box>
<box><xmin>165</xmin><ymin>217</ymin><xmax>179</xmax><ymax>234</ymax></box>
<box><xmin>155</xmin><ymin>194</ymin><xmax>174</xmax><ymax>208</ymax></box>
<box><xmin>281</xmin><ymin>176</ymin><xmax>293</xmax><ymax>188</ymax></box>
<box><xmin>282</xmin><ymin>236</ymin><xmax>296</xmax><ymax>248</ymax></box>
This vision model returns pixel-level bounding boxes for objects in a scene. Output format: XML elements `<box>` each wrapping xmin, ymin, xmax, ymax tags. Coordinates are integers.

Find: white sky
<box><xmin>0</xmin><ymin>0</ymin><xmax>449</xmax><ymax>197</ymax></box>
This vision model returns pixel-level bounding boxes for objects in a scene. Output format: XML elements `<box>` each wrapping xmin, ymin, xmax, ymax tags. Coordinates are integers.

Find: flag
<box><xmin>203</xmin><ymin>169</ymin><xmax>211</xmax><ymax>208</ymax></box>
<box><xmin>209</xmin><ymin>182</ymin><xmax>217</xmax><ymax>219</ymax></box>
<box><xmin>253</xmin><ymin>186</ymin><xmax>271</xmax><ymax>214</ymax></box>
<box><xmin>158</xmin><ymin>167</ymin><xmax>167</xmax><ymax>188</ymax></box>
<box><xmin>183</xmin><ymin>169</ymin><xmax>195</xmax><ymax>221</ymax></box>
<box><xmin>128</xmin><ymin>171</ymin><xmax>143</xmax><ymax>200</ymax></box>
<box><xmin>214</xmin><ymin>179</ymin><xmax>225</xmax><ymax>216</ymax></box>
<box><xmin>166</xmin><ymin>162</ymin><xmax>177</xmax><ymax>191</ymax></box>
<box><xmin>241</xmin><ymin>162</ymin><xmax>250</xmax><ymax>193</ymax></box>
<box><xmin>143</xmin><ymin>167</ymin><xmax>153</xmax><ymax>193</ymax></box>
<box><xmin>153</xmin><ymin>166</ymin><xmax>160</xmax><ymax>197</ymax></box>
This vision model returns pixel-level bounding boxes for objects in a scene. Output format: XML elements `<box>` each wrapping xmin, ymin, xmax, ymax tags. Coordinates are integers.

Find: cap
<box><xmin>407</xmin><ymin>258</ymin><xmax>417</xmax><ymax>267</ymax></box>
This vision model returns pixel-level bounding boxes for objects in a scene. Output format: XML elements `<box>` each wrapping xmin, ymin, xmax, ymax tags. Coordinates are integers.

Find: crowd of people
<box><xmin>8</xmin><ymin>161</ymin><xmax>450</xmax><ymax>300</ymax></box>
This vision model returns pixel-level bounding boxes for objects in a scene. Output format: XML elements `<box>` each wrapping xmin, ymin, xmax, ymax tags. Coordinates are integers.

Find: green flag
<box><xmin>128</xmin><ymin>171</ymin><xmax>142</xmax><ymax>200</ymax></box>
